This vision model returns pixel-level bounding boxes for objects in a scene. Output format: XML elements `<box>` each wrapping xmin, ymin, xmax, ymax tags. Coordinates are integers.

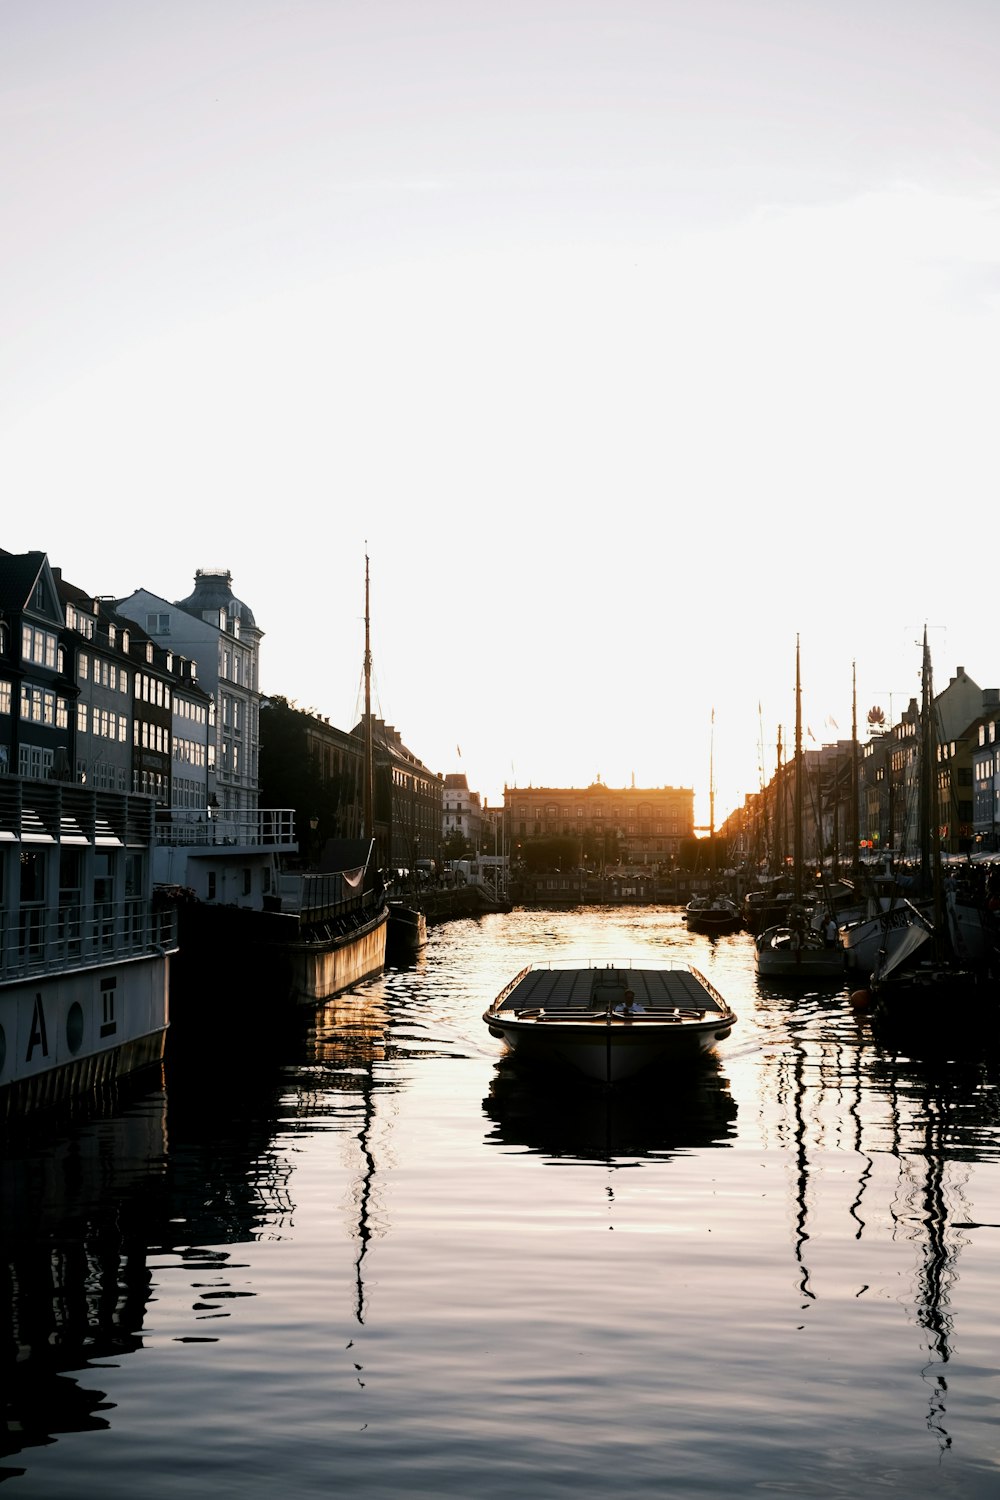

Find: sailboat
<box><xmin>686</xmin><ymin>709</ymin><xmax>741</xmax><ymax>934</ymax></box>
<box><xmin>866</xmin><ymin>629</ymin><xmax>997</xmax><ymax>1027</ymax></box>
<box><xmin>755</xmin><ymin>637</ymin><xmax>845</xmax><ymax>981</ymax></box>
<box><xmin>280</xmin><ymin>555</ymin><xmax>390</xmax><ymax>1002</ymax></box>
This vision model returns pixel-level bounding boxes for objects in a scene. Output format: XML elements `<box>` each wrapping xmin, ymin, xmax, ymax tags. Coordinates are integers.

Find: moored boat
<box><xmin>862</xmin><ymin>631</ymin><xmax>1000</xmax><ymax>1028</ymax></box>
<box><xmin>685</xmin><ymin>893</ymin><xmax>742</xmax><ymax>934</ymax></box>
<box><xmin>0</xmin><ymin>777</ymin><xmax>176</xmax><ymax>1118</ymax></box>
<box><xmin>755</xmin><ymin>918</ymin><xmax>845</xmax><ymax>980</ymax></box>
<box><xmin>483</xmin><ymin>959</ymin><xmax>737</xmax><ymax>1084</ymax></box>
<box><xmin>755</xmin><ymin>636</ymin><xmax>844</xmax><ymax>984</ymax></box>
<box><xmin>386</xmin><ymin>899</ymin><xmax>428</xmax><ymax>961</ymax></box>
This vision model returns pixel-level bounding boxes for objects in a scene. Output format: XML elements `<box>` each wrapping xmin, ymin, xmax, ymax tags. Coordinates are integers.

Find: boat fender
<box><xmin>488</xmin><ymin>1025</ymin><xmax>505</xmax><ymax>1038</ymax></box>
<box><xmin>849</xmin><ymin>989</ymin><xmax>871</xmax><ymax>1010</ymax></box>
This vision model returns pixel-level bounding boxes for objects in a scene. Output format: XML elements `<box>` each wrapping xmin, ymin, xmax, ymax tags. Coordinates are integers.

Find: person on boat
<box><xmin>823</xmin><ymin>913</ymin><xmax>838</xmax><ymax>946</ymax></box>
<box><xmin>618</xmin><ymin>989</ymin><xmax>644</xmax><ymax>1015</ymax></box>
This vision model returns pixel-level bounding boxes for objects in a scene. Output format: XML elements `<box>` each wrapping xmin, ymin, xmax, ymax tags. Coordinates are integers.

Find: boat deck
<box><xmin>495</xmin><ymin>963</ymin><xmax>728</xmax><ymax>1015</ymax></box>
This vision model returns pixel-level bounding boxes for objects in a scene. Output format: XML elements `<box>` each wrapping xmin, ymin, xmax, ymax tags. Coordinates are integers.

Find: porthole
<box><xmin>66</xmin><ymin>1001</ymin><xmax>84</xmax><ymax>1055</ymax></box>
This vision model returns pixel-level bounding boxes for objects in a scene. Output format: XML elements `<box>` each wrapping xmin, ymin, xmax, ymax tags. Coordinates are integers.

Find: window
<box><xmin>0</xmin><ymin>680</ymin><xmax>10</xmax><ymax>715</ymax></box>
<box><xmin>21</xmin><ymin>624</ymin><xmax>57</xmax><ymax>668</ymax></box>
<box><xmin>19</xmin><ymin>744</ymin><xmax>53</xmax><ymax>779</ymax></box>
<box><xmin>20</xmin><ymin>683</ymin><xmax>57</xmax><ymax>724</ymax></box>
<box><xmin>146</xmin><ymin>612</ymin><xmax>170</xmax><ymax>634</ymax></box>
<box><xmin>100</xmin><ymin>976</ymin><xmax>117</xmax><ymax>1038</ymax></box>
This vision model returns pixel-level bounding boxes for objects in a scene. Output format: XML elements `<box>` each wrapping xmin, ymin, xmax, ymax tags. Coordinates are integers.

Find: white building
<box><xmin>442</xmin><ymin>772</ymin><xmax>484</xmax><ymax>851</ymax></box>
<box><xmin>116</xmin><ymin>569</ymin><xmax>263</xmax><ymax>818</ymax></box>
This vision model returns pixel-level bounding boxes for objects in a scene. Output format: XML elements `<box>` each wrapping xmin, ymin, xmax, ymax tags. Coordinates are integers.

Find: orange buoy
<box><xmin>850</xmin><ymin>989</ymin><xmax>871</xmax><ymax>1010</ymax></box>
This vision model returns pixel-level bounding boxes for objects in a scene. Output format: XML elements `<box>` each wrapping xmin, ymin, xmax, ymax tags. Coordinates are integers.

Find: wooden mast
<box><xmin>709</xmin><ymin>707</ymin><xmax>716</xmax><ymax>870</ymax></box>
<box><xmin>363</xmin><ymin>553</ymin><xmax>374</xmax><ymax>845</ymax></box>
<box><xmin>850</xmin><ymin>661</ymin><xmax>860</xmax><ymax>876</ymax></box>
<box><xmin>794</xmin><ymin>634</ymin><xmax>803</xmax><ymax>903</ymax></box>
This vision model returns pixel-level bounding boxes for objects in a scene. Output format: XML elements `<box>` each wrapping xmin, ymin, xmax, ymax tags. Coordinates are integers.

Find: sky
<box><xmin>4</xmin><ymin>1</ymin><xmax>1000</xmax><ymax>828</ymax></box>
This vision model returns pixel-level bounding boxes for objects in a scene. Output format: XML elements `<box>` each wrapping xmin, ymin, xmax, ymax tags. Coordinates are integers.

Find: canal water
<box><xmin>3</xmin><ymin>907</ymin><xmax>1000</xmax><ymax>1498</ymax></box>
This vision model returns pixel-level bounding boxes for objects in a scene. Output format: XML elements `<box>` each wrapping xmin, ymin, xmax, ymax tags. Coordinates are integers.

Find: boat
<box><xmin>262</xmin><ymin>556</ymin><xmax>389</xmax><ymax>1000</ymax></box>
<box><xmin>0</xmin><ymin>777</ymin><xmax>177</xmax><ymax>1117</ymax></box>
<box><xmin>685</xmin><ymin>892</ymin><xmax>742</xmax><ymax>934</ymax></box>
<box><xmin>483</xmin><ymin>959</ymin><xmax>737</xmax><ymax>1084</ymax></box>
<box><xmin>166</xmin><ymin>557</ymin><xmax>388</xmax><ymax>1008</ymax></box>
<box><xmin>755</xmin><ymin>910</ymin><xmax>845</xmax><ymax>980</ymax></box>
<box><xmin>687</xmin><ymin>708</ymin><xmax>738</xmax><ymax>936</ymax></box>
<box><xmin>755</xmin><ymin>637</ymin><xmax>845</xmax><ymax>981</ymax></box>
<box><xmin>865</xmin><ymin>630</ymin><xmax>1000</xmax><ymax>1026</ymax></box>
<box><xmin>386</xmin><ymin>899</ymin><xmax>428</xmax><ymax>961</ymax></box>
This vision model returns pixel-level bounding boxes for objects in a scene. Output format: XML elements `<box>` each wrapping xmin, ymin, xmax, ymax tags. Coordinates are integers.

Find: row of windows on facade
<box><xmin>82</xmin><ymin>607</ymin><xmax>257</xmax><ymax>688</ymax></box>
<box><xmin>0</xmin><ymin>737</ymin><xmax>171</xmax><ymax>799</ymax></box>
<box><xmin>34</xmin><ymin>609</ymin><xmax>253</xmax><ymax>712</ymax></box>
<box><xmin>5</xmin><ymin>671</ymin><xmax>235</xmax><ymax>739</ymax></box>
<box><xmin>515</xmin><ymin>804</ymin><xmax>685</xmax><ymax>820</ymax></box>
<box><xmin>517</xmin><ymin>820</ymin><xmax>682</xmax><ymax>836</ymax></box>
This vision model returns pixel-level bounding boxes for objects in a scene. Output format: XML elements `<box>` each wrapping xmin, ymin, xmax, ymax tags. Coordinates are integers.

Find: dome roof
<box><xmin>175</xmin><ymin>568</ymin><xmax>257</xmax><ymax>630</ymax></box>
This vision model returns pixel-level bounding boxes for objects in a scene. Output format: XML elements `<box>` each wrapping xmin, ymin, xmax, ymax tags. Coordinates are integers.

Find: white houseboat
<box><xmin>0</xmin><ymin>778</ymin><xmax>176</xmax><ymax>1117</ymax></box>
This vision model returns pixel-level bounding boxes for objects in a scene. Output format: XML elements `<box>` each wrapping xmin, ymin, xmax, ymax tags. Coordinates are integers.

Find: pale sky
<box><xmin>4</xmin><ymin>1</ymin><xmax>1000</xmax><ymax>826</ymax></box>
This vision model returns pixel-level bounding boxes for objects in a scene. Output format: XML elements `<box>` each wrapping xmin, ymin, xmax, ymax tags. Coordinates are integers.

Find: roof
<box><xmin>0</xmin><ymin>549</ymin><xmax>47</xmax><ymax>611</ymax></box>
<box><xmin>174</xmin><ymin>568</ymin><xmax>258</xmax><ymax>631</ymax></box>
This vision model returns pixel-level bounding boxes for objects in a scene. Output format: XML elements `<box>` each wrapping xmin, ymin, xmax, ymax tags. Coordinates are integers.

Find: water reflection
<box><xmin>299</xmin><ymin>989</ymin><xmax>397</xmax><ymax>1325</ymax></box>
<box><xmin>3</xmin><ymin>911</ymin><xmax>1000</xmax><ymax>1496</ymax></box>
<box><xmin>483</xmin><ymin>1055</ymin><xmax>738</xmax><ymax>1164</ymax></box>
<box><xmin>0</xmin><ymin>1078</ymin><xmax>168</xmax><ymax>1478</ymax></box>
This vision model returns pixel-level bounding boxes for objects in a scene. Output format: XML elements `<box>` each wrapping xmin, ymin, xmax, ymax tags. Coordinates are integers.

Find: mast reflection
<box><xmin>303</xmin><ymin>987</ymin><xmax>397</xmax><ymax>1325</ymax></box>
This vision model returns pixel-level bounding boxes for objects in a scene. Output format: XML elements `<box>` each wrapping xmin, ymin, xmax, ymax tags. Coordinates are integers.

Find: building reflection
<box><xmin>0</xmin><ymin>1076</ymin><xmax>169</xmax><ymax>1476</ymax></box>
<box><xmin>0</xmin><ymin>988</ymin><xmax>300</xmax><ymax>1479</ymax></box>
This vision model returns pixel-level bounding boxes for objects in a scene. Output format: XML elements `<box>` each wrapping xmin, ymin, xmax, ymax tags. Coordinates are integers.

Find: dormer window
<box><xmin>145</xmin><ymin>642</ymin><xmax>154</xmax><ymax>664</ymax></box>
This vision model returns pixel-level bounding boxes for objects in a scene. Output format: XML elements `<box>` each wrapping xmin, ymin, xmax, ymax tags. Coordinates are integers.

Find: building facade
<box><xmin>504</xmin><ymin>780</ymin><xmax>695</xmax><ymax>868</ymax></box>
<box><xmin>115</xmin><ymin>569</ymin><xmax>263</xmax><ymax>819</ymax></box>
<box><xmin>442</xmin><ymin>772</ymin><xmax>484</xmax><ymax>853</ymax></box>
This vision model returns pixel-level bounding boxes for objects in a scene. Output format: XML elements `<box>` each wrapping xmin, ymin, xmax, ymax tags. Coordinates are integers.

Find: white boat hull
<box><xmin>0</xmin><ymin>954</ymin><xmax>169</xmax><ymax>1118</ymax></box>
<box><xmin>484</xmin><ymin>960</ymin><xmax>737</xmax><ymax>1084</ymax></box>
<box><xmin>755</xmin><ymin>927</ymin><xmax>844</xmax><ymax>979</ymax></box>
<box><xmin>488</xmin><ymin>1011</ymin><xmax>734</xmax><ymax>1083</ymax></box>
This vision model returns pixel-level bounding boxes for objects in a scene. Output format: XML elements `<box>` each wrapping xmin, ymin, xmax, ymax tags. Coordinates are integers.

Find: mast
<box><xmin>918</xmin><ymin>625</ymin><xmax>933</xmax><ymax>897</ymax></box>
<box><xmin>794</xmin><ymin>634</ymin><xmax>803</xmax><ymax>903</ymax></box>
<box><xmin>363</xmin><ymin>554</ymin><xmax>374</xmax><ymax>844</ymax></box>
<box><xmin>775</xmin><ymin>725</ymin><xmax>784</xmax><ymax>878</ymax></box>
<box><xmin>850</xmin><ymin>661</ymin><xmax>860</xmax><ymax>877</ymax></box>
<box><xmin>918</xmin><ymin>624</ymin><xmax>943</xmax><ymax>924</ymax></box>
<box><xmin>709</xmin><ymin>707</ymin><xmax>716</xmax><ymax>871</ymax></box>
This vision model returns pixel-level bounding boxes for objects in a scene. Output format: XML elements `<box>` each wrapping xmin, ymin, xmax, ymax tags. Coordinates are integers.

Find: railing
<box><xmin>0</xmin><ymin>902</ymin><xmax>177</xmax><ymax>982</ymax></box>
<box><xmin>278</xmin><ymin>871</ymin><xmax>383</xmax><ymax>926</ymax></box>
<box><xmin>154</xmin><ymin>808</ymin><xmax>297</xmax><ymax>849</ymax></box>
